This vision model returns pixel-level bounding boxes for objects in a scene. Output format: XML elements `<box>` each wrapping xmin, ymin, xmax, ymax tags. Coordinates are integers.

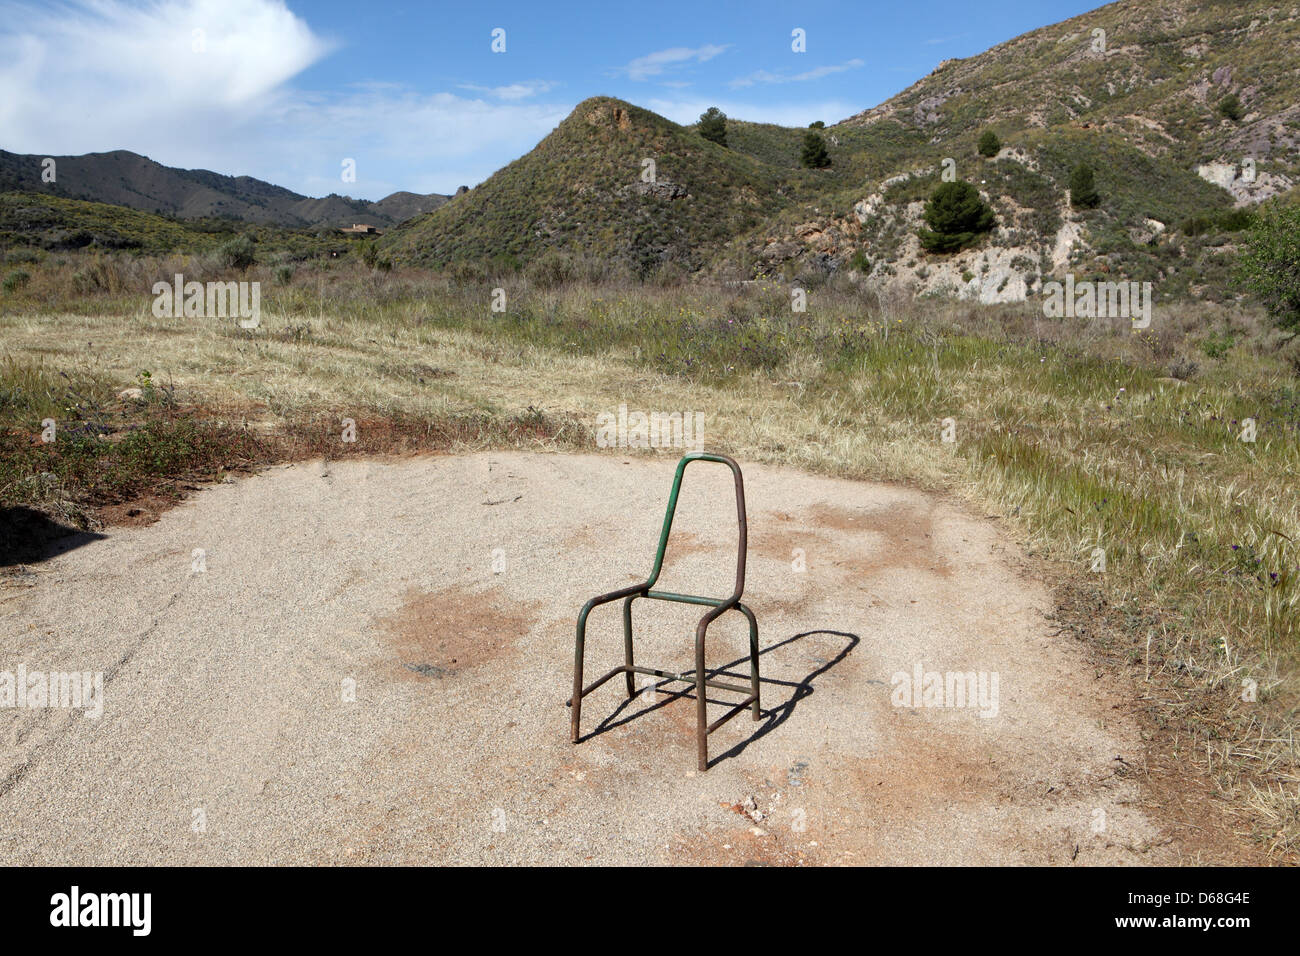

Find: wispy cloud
<box><xmin>457</xmin><ymin>80</ymin><xmax>558</xmax><ymax>101</ymax></box>
<box><xmin>729</xmin><ymin>58</ymin><xmax>865</xmax><ymax>89</ymax></box>
<box><xmin>644</xmin><ymin>96</ymin><xmax>859</xmax><ymax>129</ymax></box>
<box><xmin>615</xmin><ymin>44</ymin><xmax>729</xmax><ymax>81</ymax></box>
<box><xmin>277</xmin><ymin>89</ymin><xmax>571</xmax><ymax>197</ymax></box>
<box><xmin>924</xmin><ymin>34</ymin><xmax>966</xmax><ymax>45</ymax></box>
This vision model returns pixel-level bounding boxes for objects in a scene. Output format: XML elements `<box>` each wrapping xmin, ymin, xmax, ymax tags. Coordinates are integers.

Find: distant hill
<box><xmin>0</xmin><ymin>191</ymin><xmax>351</xmax><ymax>257</ymax></box>
<box><xmin>0</xmin><ymin>149</ymin><xmax>449</xmax><ymax>229</ymax></box>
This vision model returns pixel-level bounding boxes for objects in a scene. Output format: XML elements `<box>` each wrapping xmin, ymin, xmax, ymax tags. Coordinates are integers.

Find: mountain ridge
<box><xmin>0</xmin><ymin>148</ymin><xmax>450</xmax><ymax>230</ymax></box>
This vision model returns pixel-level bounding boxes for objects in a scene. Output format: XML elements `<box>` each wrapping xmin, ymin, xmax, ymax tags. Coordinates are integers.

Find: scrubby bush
<box><xmin>1181</xmin><ymin>208</ymin><xmax>1255</xmax><ymax>236</ymax></box>
<box><xmin>1218</xmin><ymin>94</ymin><xmax>1243</xmax><ymax>121</ymax></box>
<box><xmin>1200</xmin><ymin>328</ymin><xmax>1237</xmax><ymax>358</ymax></box>
<box><xmin>1069</xmin><ymin>163</ymin><xmax>1100</xmax><ymax>209</ymax></box>
<box><xmin>445</xmin><ymin>260</ymin><xmax>487</xmax><ymax>284</ymax></box>
<box><xmin>2</xmin><ymin>270</ymin><xmax>31</xmax><ymax>293</ymax></box>
<box><xmin>847</xmin><ymin>249</ymin><xmax>872</xmax><ymax>273</ymax></box>
<box><xmin>977</xmin><ymin>129</ymin><xmax>1001</xmax><ymax>157</ymax></box>
<box><xmin>526</xmin><ymin>250</ymin><xmax>578</xmax><ymax>288</ymax></box>
<box><xmin>1217</xmin><ymin>208</ymin><xmax>1256</xmax><ymax>231</ymax></box>
<box><xmin>218</xmin><ymin>235</ymin><xmax>256</xmax><ymax>270</ymax></box>
<box><xmin>359</xmin><ymin>241</ymin><xmax>391</xmax><ymax>270</ymax></box>
<box><xmin>1236</xmin><ymin>203</ymin><xmax>1300</xmax><ymax>333</ymax></box>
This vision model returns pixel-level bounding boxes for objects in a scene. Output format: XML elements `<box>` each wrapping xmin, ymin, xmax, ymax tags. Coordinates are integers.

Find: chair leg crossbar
<box><xmin>568</xmin><ymin>453</ymin><xmax>759</xmax><ymax>771</ymax></box>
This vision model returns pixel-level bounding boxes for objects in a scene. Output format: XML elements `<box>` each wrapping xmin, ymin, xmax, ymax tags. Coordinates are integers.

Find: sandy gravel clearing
<box><xmin>0</xmin><ymin>451</ymin><xmax>1241</xmax><ymax>864</ymax></box>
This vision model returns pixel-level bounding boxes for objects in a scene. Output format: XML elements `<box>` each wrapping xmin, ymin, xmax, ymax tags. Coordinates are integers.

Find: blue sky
<box><xmin>0</xmin><ymin>0</ymin><xmax>1104</xmax><ymax>200</ymax></box>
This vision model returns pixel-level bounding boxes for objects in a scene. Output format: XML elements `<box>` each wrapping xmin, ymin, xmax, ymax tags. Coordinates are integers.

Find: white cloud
<box><xmin>730</xmin><ymin>58</ymin><xmax>865</xmax><ymax>89</ymax></box>
<box><xmin>0</xmin><ymin>0</ymin><xmax>572</xmax><ymax>198</ymax></box>
<box><xmin>616</xmin><ymin>44</ymin><xmax>729</xmax><ymax>81</ymax></box>
<box><xmin>0</xmin><ymin>0</ymin><xmax>332</xmax><ymax>144</ymax></box>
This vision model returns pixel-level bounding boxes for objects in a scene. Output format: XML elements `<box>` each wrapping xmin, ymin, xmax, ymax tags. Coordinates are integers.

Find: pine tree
<box><xmin>1069</xmin><ymin>162</ymin><xmax>1100</xmax><ymax>209</ymax></box>
<box><xmin>977</xmin><ymin>129</ymin><xmax>1001</xmax><ymax>157</ymax></box>
<box><xmin>698</xmin><ymin>107</ymin><xmax>728</xmax><ymax>147</ymax></box>
<box><xmin>917</xmin><ymin>181</ymin><xmax>996</xmax><ymax>253</ymax></box>
<box><xmin>801</xmin><ymin>131</ymin><xmax>831</xmax><ymax>169</ymax></box>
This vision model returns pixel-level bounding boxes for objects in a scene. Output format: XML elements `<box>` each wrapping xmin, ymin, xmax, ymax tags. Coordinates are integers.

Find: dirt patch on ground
<box><xmin>1129</xmin><ymin>747</ymin><xmax>1275</xmax><ymax>864</ymax></box>
<box><xmin>97</xmin><ymin>493</ymin><xmax>177</xmax><ymax>527</ymax></box>
<box><xmin>805</xmin><ymin>502</ymin><xmax>952</xmax><ymax>578</ymax></box>
<box><xmin>377</xmin><ymin>583</ymin><xmax>538</xmax><ymax>680</ymax></box>
<box><xmin>584</xmin><ymin>684</ymin><xmax>715</xmax><ymax>766</ymax></box>
<box><xmin>761</xmin><ymin>595</ymin><xmax>818</xmax><ymax>618</ymax></box>
<box><xmin>562</xmin><ymin>526</ymin><xmax>603</xmax><ymax>552</ymax></box>
<box><xmin>751</xmin><ymin>502</ymin><xmax>951</xmax><ymax>582</ymax></box>
<box><xmin>750</xmin><ymin>522</ymin><xmax>834</xmax><ymax>567</ymax></box>
<box><xmin>845</xmin><ymin>720</ymin><xmax>1006</xmax><ymax>815</ymax></box>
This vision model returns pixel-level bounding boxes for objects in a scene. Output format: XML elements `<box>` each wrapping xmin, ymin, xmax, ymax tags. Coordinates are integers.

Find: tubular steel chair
<box><xmin>568</xmin><ymin>452</ymin><xmax>759</xmax><ymax>771</ymax></box>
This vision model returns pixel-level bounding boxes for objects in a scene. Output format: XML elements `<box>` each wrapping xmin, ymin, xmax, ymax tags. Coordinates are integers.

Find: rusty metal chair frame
<box><xmin>568</xmin><ymin>452</ymin><xmax>758</xmax><ymax>771</ymax></box>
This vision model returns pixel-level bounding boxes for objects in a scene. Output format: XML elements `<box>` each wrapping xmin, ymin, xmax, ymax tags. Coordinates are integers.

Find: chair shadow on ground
<box><xmin>0</xmin><ymin>506</ymin><xmax>106</xmax><ymax>568</ymax></box>
<box><xmin>576</xmin><ymin>628</ymin><xmax>860</xmax><ymax>768</ymax></box>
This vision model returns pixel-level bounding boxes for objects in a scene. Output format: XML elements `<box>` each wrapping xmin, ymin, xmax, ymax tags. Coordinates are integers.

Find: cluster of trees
<box><xmin>917</xmin><ymin>150</ymin><xmax>1100</xmax><ymax>253</ymax></box>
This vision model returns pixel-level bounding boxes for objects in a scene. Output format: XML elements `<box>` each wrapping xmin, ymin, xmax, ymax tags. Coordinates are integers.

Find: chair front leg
<box><xmin>622</xmin><ymin>595</ymin><xmax>637</xmax><ymax>698</ymax></box>
<box><xmin>695</xmin><ymin>616</ymin><xmax>709</xmax><ymax>772</ymax></box>
<box><xmin>571</xmin><ymin>606</ymin><xmax>590</xmax><ymax>743</ymax></box>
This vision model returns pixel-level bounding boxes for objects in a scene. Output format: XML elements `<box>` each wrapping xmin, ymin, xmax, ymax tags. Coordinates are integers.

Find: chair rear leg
<box><xmin>743</xmin><ymin>605</ymin><xmax>760</xmax><ymax>720</ymax></box>
<box><xmin>695</xmin><ymin>622</ymin><xmax>708</xmax><ymax>772</ymax></box>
